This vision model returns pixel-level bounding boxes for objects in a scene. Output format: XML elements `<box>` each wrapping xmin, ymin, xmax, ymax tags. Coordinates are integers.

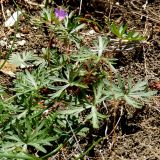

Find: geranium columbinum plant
<box><xmin>0</xmin><ymin>3</ymin><xmax>156</xmax><ymax>159</ymax></box>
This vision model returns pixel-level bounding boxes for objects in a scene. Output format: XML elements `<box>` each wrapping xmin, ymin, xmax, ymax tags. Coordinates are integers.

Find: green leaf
<box><xmin>28</xmin><ymin>143</ymin><xmax>46</xmax><ymax>153</ymax></box>
<box><xmin>9</xmin><ymin>51</ymin><xmax>36</xmax><ymax>68</ymax></box>
<box><xmin>25</xmin><ymin>70</ymin><xmax>38</xmax><ymax>89</ymax></box>
<box><xmin>77</xmin><ymin>127</ymin><xmax>89</xmax><ymax>137</ymax></box>
<box><xmin>128</xmin><ymin>77</ymin><xmax>132</xmax><ymax>91</ymax></box>
<box><xmin>50</xmin><ymin>77</ymin><xmax>68</xmax><ymax>83</ymax></box>
<box><xmin>93</xmin><ymin>81</ymin><xmax>104</xmax><ymax>105</ymax></box>
<box><xmin>117</xmin><ymin>75</ymin><xmax>125</xmax><ymax>91</ymax></box>
<box><xmin>110</xmin><ymin>22</ymin><xmax>120</xmax><ymax>37</ymax></box>
<box><xmin>130</xmin><ymin>81</ymin><xmax>147</xmax><ymax>93</ymax></box>
<box><xmin>119</xmin><ymin>24</ymin><xmax>127</xmax><ymax>35</ymax></box>
<box><xmin>70</xmin><ymin>23</ymin><xmax>86</xmax><ymax>33</ymax></box>
<box><xmin>71</xmin><ymin>82</ymin><xmax>88</xmax><ymax>88</ymax></box>
<box><xmin>94</xmin><ymin>36</ymin><xmax>109</xmax><ymax>57</ymax></box>
<box><xmin>124</xmin><ymin>95</ymin><xmax>142</xmax><ymax>108</ymax></box>
<box><xmin>111</xmin><ymin>84</ymin><xmax>124</xmax><ymax>99</ymax></box>
<box><xmin>59</xmin><ymin>107</ymin><xmax>86</xmax><ymax>115</ymax></box>
<box><xmin>91</xmin><ymin>105</ymin><xmax>99</xmax><ymax>128</ymax></box>
<box><xmin>50</xmin><ymin>84</ymin><xmax>70</xmax><ymax>99</ymax></box>
<box><xmin>132</xmin><ymin>32</ymin><xmax>139</xmax><ymax>38</ymax></box>
<box><xmin>5</xmin><ymin>135</ymin><xmax>21</xmax><ymax>142</ymax></box>
<box><xmin>129</xmin><ymin>90</ymin><xmax>157</xmax><ymax>97</ymax></box>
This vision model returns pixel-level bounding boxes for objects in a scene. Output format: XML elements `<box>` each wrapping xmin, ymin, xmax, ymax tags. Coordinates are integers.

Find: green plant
<box><xmin>13</xmin><ymin>67</ymin><xmax>50</xmax><ymax>97</ymax></box>
<box><xmin>52</xmin><ymin>11</ymin><xmax>85</xmax><ymax>48</ymax></box>
<box><xmin>105</xmin><ymin>75</ymin><xmax>157</xmax><ymax>108</ymax></box>
<box><xmin>2</xmin><ymin>119</ymin><xmax>56</xmax><ymax>153</ymax></box>
<box><xmin>110</xmin><ymin>22</ymin><xmax>144</xmax><ymax>41</ymax></box>
<box><xmin>9</xmin><ymin>51</ymin><xmax>37</xmax><ymax>68</ymax></box>
<box><xmin>39</xmin><ymin>8</ymin><xmax>86</xmax><ymax>48</ymax></box>
<box><xmin>40</xmin><ymin>8</ymin><xmax>56</xmax><ymax>23</ymax></box>
<box><xmin>0</xmin><ymin>4</ymin><xmax>157</xmax><ymax>159</ymax></box>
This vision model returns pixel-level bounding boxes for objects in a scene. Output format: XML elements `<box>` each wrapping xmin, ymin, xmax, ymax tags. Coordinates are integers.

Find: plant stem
<box><xmin>75</xmin><ymin>137</ymin><xmax>103</xmax><ymax>160</ymax></box>
<box><xmin>41</xmin><ymin>143</ymin><xmax>63</xmax><ymax>159</ymax></box>
<box><xmin>79</xmin><ymin>0</ymin><xmax>83</xmax><ymax>15</ymax></box>
<box><xmin>44</xmin><ymin>0</ymin><xmax>49</xmax><ymax>8</ymax></box>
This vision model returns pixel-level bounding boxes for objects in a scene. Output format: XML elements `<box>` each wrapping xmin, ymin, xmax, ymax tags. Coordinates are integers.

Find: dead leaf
<box><xmin>0</xmin><ymin>60</ymin><xmax>17</xmax><ymax>77</ymax></box>
<box><xmin>149</xmin><ymin>82</ymin><xmax>160</xmax><ymax>90</ymax></box>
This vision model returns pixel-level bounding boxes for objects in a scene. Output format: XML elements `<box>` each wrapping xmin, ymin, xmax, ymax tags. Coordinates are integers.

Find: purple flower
<box><xmin>55</xmin><ymin>8</ymin><xmax>68</xmax><ymax>21</ymax></box>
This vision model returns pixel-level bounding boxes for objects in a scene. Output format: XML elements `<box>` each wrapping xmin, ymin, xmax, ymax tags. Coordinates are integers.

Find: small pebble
<box><xmin>21</xmin><ymin>27</ymin><xmax>29</xmax><ymax>34</ymax></box>
<box><xmin>16</xmin><ymin>33</ymin><xmax>21</xmax><ymax>38</ymax></box>
<box><xmin>0</xmin><ymin>40</ymin><xmax>7</xmax><ymax>47</ymax></box>
<box><xmin>6</xmin><ymin>9</ymin><xmax>11</xmax><ymax>17</ymax></box>
<box><xmin>17</xmin><ymin>40</ymin><xmax>26</xmax><ymax>46</ymax></box>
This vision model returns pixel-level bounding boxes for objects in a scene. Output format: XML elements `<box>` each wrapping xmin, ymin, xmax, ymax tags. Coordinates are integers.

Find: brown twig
<box><xmin>23</xmin><ymin>0</ymin><xmax>44</xmax><ymax>8</ymax></box>
<box><xmin>0</xmin><ymin>0</ymin><xmax>6</xmax><ymax>21</ymax></box>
